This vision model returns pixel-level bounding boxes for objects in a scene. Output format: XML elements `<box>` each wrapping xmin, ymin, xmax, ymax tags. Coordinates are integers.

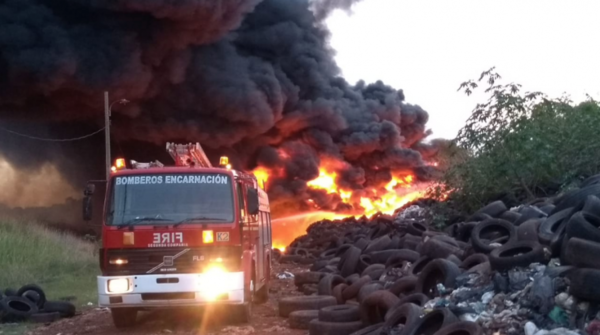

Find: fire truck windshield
<box><xmin>107</xmin><ymin>173</ymin><xmax>235</xmax><ymax>226</ymax></box>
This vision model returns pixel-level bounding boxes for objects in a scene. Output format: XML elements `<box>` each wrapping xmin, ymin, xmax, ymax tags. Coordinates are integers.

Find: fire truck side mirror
<box><xmin>247</xmin><ymin>188</ymin><xmax>259</xmax><ymax>215</ymax></box>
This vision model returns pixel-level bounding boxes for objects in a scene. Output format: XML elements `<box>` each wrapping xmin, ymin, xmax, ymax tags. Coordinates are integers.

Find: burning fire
<box><xmin>252</xmin><ymin>163</ymin><xmax>439</xmax><ymax>248</ymax></box>
<box><xmin>305</xmin><ymin>168</ymin><xmax>426</xmax><ymax>218</ymax></box>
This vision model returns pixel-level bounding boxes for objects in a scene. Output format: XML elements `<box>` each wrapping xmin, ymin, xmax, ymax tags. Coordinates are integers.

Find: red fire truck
<box><xmin>82</xmin><ymin>142</ymin><xmax>272</xmax><ymax>328</ymax></box>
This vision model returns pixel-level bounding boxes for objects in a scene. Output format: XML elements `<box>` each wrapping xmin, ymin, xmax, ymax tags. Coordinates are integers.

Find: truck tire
<box><xmin>110</xmin><ymin>308</ymin><xmax>137</xmax><ymax>329</ymax></box>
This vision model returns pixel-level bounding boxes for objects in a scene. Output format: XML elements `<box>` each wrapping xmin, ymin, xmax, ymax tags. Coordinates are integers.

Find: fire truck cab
<box><xmin>82</xmin><ymin>143</ymin><xmax>272</xmax><ymax>329</ymax></box>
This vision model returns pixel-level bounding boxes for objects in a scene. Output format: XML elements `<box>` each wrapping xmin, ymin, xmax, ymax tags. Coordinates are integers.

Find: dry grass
<box><xmin>0</xmin><ymin>218</ymin><xmax>99</xmax><ymax>305</ymax></box>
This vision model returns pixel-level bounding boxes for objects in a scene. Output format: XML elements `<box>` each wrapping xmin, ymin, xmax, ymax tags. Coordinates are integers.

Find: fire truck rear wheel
<box><xmin>110</xmin><ymin>308</ymin><xmax>137</xmax><ymax>329</ymax></box>
<box><xmin>254</xmin><ymin>283</ymin><xmax>269</xmax><ymax>304</ymax></box>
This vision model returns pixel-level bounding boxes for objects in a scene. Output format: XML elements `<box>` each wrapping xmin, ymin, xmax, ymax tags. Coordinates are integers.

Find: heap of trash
<box><xmin>277</xmin><ymin>174</ymin><xmax>600</xmax><ymax>335</ymax></box>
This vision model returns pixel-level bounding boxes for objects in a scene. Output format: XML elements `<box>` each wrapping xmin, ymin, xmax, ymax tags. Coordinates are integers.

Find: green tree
<box><xmin>431</xmin><ymin>68</ymin><xmax>600</xmax><ymax>214</ymax></box>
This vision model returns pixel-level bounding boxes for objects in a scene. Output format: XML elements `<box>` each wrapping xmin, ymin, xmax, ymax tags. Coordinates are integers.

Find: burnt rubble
<box><xmin>276</xmin><ymin>175</ymin><xmax>600</xmax><ymax>335</ymax></box>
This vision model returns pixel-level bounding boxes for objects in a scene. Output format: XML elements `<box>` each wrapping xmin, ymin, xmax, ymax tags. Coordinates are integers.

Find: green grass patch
<box><xmin>0</xmin><ymin>218</ymin><xmax>99</xmax><ymax>306</ymax></box>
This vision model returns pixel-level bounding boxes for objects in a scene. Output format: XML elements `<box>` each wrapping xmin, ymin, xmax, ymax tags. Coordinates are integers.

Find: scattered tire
<box><xmin>433</xmin><ymin>321</ymin><xmax>484</xmax><ymax>335</ymax></box>
<box><xmin>421</xmin><ymin>238</ymin><xmax>464</xmax><ymax>260</ymax></box>
<box><xmin>517</xmin><ymin>219</ymin><xmax>542</xmax><ymax>242</ymax></box>
<box><xmin>308</xmin><ymin>319</ymin><xmax>364</xmax><ymax>335</ymax></box>
<box><xmin>0</xmin><ymin>296</ymin><xmax>38</xmax><ymax>321</ymax></box>
<box><xmin>538</xmin><ymin>207</ymin><xmax>573</xmax><ymax>245</ymax></box>
<box><xmin>289</xmin><ymin>310</ymin><xmax>319</xmax><ymax>329</ymax></box>
<box><xmin>470</xmin><ymin>219</ymin><xmax>517</xmax><ymax>253</ymax></box>
<box><xmin>364</xmin><ymin>235</ymin><xmax>392</xmax><ymax>253</ymax></box>
<box><xmin>474</xmin><ymin>200</ymin><xmax>507</xmax><ymax>218</ymax></box>
<box><xmin>564</xmin><ymin>237</ymin><xmax>600</xmax><ymax>269</ymax></box>
<box><xmin>357</xmin><ymin>283</ymin><xmax>384</xmax><ymax>303</ymax></box>
<box><xmin>388</xmin><ymin>276</ymin><xmax>418</xmax><ymax>297</ymax></box>
<box><xmin>342</xmin><ymin>275</ymin><xmax>372</xmax><ymax>301</ymax></box>
<box><xmin>318</xmin><ymin>275</ymin><xmax>346</xmax><ymax>296</ymax></box>
<box><xmin>295</xmin><ymin>272</ymin><xmax>326</xmax><ymax>287</ymax></box>
<box><xmin>552</xmin><ymin>184</ymin><xmax>600</xmax><ymax>214</ymax></box>
<box><xmin>460</xmin><ymin>253</ymin><xmax>488</xmax><ymax>270</ymax></box>
<box><xmin>409</xmin><ymin>257</ymin><xmax>433</xmax><ymax>277</ymax></box>
<box><xmin>383</xmin><ymin>302</ymin><xmax>422</xmax><ymax>328</ymax></box>
<box><xmin>566</xmin><ymin>211</ymin><xmax>600</xmax><ymax>243</ymax></box>
<box><xmin>339</xmin><ymin>246</ymin><xmax>362</xmax><ymax>277</ymax></box>
<box><xmin>416</xmin><ymin>259</ymin><xmax>461</xmax><ymax>298</ymax></box>
<box><xmin>583</xmin><ymin>195</ymin><xmax>600</xmax><ymax>217</ymax></box>
<box><xmin>278</xmin><ymin>295</ymin><xmax>337</xmax><ymax>317</ymax></box>
<box><xmin>500</xmin><ymin>211</ymin><xmax>522</xmax><ymax>223</ymax></box>
<box><xmin>401</xmin><ymin>307</ymin><xmax>458</xmax><ymax>335</ymax></box>
<box><xmin>384</xmin><ymin>250</ymin><xmax>420</xmax><ymax>269</ymax></box>
<box><xmin>514</xmin><ymin>206</ymin><xmax>547</xmax><ymax>226</ymax></box>
<box><xmin>319</xmin><ymin>304</ymin><xmax>360</xmax><ymax>322</ymax></box>
<box><xmin>16</xmin><ymin>284</ymin><xmax>46</xmax><ymax>309</ymax></box>
<box><xmin>359</xmin><ymin>290</ymin><xmax>400</xmax><ymax>325</ymax></box>
<box><xmin>332</xmin><ymin>283</ymin><xmax>348</xmax><ymax>304</ymax></box>
<box><xmin>489</xmin><ymin>241</ymin><xmax>548</xmax><ymax>272</ymax></box>
<box><xmin>407</xmin><ymin>222</ymin><xmax>428</xmax><ymax>236</ymax></box>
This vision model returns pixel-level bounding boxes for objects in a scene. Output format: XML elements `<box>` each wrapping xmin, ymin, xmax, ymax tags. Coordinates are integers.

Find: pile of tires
<box><xmin>0</xmin><ymin>284</ymin><xmax>76</xmax><ymax>324</ymax></box>
<box><xmin>279</xmin><ymin>174</ymin><xmax>600</xmax><ymax>334</ymax></box>
<box><xmin>278</xmin><ymin>294</ymin><xmax>483</xmax><ymax>335</ymax></box>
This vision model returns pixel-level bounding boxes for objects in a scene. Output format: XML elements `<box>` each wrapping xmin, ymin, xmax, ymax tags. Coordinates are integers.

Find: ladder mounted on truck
<box><xmin>166</xmin><ymin>142</ymin><xmax>212</xmax><ymax>168</ymax></box>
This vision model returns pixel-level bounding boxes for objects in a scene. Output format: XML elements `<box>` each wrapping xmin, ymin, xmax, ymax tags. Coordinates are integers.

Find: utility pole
<box><xmin>104</xmin><ymin>91</ymin><xmax>111</xmax><ymax>180</ymax></box>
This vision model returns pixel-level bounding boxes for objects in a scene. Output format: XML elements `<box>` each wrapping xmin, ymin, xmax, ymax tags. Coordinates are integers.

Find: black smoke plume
<box><xmin>0</xmin><ymin>0</ymin><xmax>442</xmax><ymax>218</ymax></box>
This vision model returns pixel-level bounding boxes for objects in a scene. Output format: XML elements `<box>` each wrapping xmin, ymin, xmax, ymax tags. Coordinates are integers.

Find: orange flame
<box><xmin>252</xmin><ymin>167</ymin><xmax>270</xmax><ymax>189</ymax></box>
<box><xmin>252</xmin><ymin>164</ymin><xmax>442</xmax><ymax>248</ymax></box>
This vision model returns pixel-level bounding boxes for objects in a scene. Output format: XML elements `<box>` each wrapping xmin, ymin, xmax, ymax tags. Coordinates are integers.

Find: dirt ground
<box><xmin>26</xmin><ymin>261</ymin><xmax>310</xmax><ymax>335</ymax></box>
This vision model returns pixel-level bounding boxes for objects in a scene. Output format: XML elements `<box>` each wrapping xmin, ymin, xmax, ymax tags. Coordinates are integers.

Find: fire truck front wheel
<box><xmin>231</xmin><ymin>302</ymin><xmax>251</xmax><ymax>324</ymax></box>
<box><xmin>110</xmin><ymin>308</ymin><xmax>137</xmax><ymax>329</ymax></box>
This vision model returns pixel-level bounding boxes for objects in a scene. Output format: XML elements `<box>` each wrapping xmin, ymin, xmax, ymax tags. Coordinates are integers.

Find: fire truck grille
<box><xmin>104</xmin><ymin>247</ymin><xmax>241</xmax><ymax>276</ymax></box>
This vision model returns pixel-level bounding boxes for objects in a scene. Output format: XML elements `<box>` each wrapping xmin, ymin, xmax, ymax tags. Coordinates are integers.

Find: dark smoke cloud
<box><xmin>0</xmin><ymin>0</ymin><xmax>442</xmax><ymax>217</ymax></box>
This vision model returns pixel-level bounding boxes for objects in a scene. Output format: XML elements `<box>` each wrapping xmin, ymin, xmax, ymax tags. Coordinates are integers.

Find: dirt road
<box><xmin>27</xmin><ymin>261</ymin><xmax>309</xmax><ymax>335</ymax></box>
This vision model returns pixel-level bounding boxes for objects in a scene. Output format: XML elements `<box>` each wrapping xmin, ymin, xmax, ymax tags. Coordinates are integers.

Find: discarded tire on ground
<box><xmin>289</xmin><ymin>310</ymin><xmax>319</xmax><ymax>329</ymax></box>
<box><xmin>278</xmin><ymin>295</ymin><xmax>337</xmax><ymax>317</ymax></box>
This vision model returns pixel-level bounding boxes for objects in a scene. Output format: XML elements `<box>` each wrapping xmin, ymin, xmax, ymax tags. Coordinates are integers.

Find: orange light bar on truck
<box><xmin>115</xmin><ymin>158</ymin><xmax>126</xmax><ymax>169</ymax></box>
<box><xmin>219</xmin><ymin>156</ymin><xmax>229</xmax><ymax>166</ymax></box>
<box><xmin>203</xmin><ymin>230</ymin><xmax>214</xmax><ymax>244</ymax></box>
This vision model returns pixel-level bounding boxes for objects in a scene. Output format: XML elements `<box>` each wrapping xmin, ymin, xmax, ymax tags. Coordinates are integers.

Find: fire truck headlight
<box><xmin>107</xmin><ymin>278</ymin><xmax>130</xmax><ymax>293</ymax></box>
<box><xmin>197</xmin><ymin>265</ymin><xmax>233</xmax><ymax>300</ymax></box>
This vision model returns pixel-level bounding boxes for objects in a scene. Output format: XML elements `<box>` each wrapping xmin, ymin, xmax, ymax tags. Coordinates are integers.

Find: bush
<box><xmin>431</xmin><ymin>68</ymin><xmax>600</xmax><ymax>214</ymax></box>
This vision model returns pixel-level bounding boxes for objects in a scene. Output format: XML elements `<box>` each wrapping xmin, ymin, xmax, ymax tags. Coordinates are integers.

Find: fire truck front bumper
<box><xmin>97</xmin><ymin>271</ymin><xmax>245</xmax><ymax>308</ymax></box>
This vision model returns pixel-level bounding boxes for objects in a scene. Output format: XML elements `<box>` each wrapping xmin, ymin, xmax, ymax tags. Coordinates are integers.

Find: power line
<box><xmin>0</xmin><ymin>125</ymin><xmax>106</xmax><ymax>142</ymax></box>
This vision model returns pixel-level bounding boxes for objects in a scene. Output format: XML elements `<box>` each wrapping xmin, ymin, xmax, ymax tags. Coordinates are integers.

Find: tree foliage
<box><xmin>430</xmin><ymin>67</ymin><xmax>600</xmax><ymax>214</ymax></box>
